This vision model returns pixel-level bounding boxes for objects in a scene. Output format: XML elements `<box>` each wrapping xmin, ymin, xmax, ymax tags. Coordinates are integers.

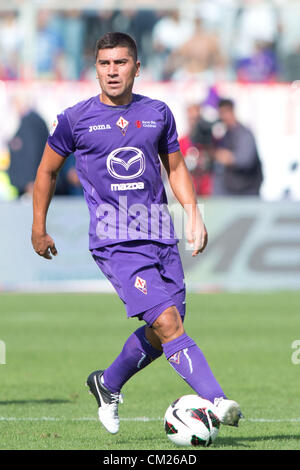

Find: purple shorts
<box><xmin>91</xmin><ymin>240</ymin><xmax>186</xmax><ymax>326</ymax></box>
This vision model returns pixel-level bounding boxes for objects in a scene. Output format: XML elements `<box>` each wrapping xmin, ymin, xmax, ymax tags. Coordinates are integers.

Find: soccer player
<box><xmin>31</xmin><ymin>32</ymin><xmax>242</xmax><ymax>434</ymax></box>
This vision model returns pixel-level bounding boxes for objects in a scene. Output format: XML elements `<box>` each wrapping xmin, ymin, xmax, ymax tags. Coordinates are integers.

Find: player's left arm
<box><xmin>160</xmin><ymin>150</ymin><xmax>208</xmax><ymax>256</ymax></box>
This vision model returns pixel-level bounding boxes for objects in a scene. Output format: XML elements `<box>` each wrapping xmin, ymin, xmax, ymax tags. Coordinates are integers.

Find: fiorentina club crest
<box><xmin>134</xmin><ymin>276</ymin><xmax>147</xmax><ymax>295</ymax></box>
<box><xmin>169</xmin><ymin>351</ymin><xmax>181</xmax><ymax>364</ymax></box>
<box><xmin>116</xmin><ymin>116</ymin><xmax>129</xmax><ymax>136</ymax></box>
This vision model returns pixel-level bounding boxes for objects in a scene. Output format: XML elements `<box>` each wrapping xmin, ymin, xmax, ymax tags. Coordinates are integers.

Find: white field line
<box><xmin>0</xmin><ymin>416</ymin><xmax>300</xmax><ymax>423</ymax></box>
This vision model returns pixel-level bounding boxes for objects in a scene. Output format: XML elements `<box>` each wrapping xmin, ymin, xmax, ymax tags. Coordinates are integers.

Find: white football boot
<box><xmin>213</xmin><ymin>397</ymin><xmax>243</xmax><ymax>427</ymax></box>
<box><xmin>86</xmin><ymin>370</ymin><xmax>123</xmax><ymax>434</ymax></box>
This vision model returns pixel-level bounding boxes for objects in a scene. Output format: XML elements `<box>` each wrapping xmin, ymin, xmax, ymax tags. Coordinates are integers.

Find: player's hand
<box><xmin>31</xmin><ymin>230</ymin><xmax>58</xmax><ymax>260</ymax></box>
<box><xmin>185</xmin><ymin>210</ymin><xmax>208</xmax><ymax>257</ymax></box>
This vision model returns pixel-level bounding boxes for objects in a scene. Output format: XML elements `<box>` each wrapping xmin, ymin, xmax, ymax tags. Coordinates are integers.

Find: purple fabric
<box><xmin>92</xmin><ymin>240</ymin><xmax>185</xmax><ymax>319</ymax></box>
<box><xmin>104</xmin><ymin>329</ymin><xmax>226</xmax><ymax>401</ymax></box>
<box><xmin>162</xmin><ymin>332</ymin><xmax>195</xmax><ymax>359</ymax></box>
<box><xmin>103</xmin><ymin>325</ymin><xmax>163</xmax><ymax>393</ymax></box>
<box><xmin>47</xmin><ymin>93</ymin><xmax>180</xmax><ymax>250</ymax></box>
<box><xmin>140</xmin><ymin>299</ymin><xmax>175</xmax><ymax>327</ymax></box>
<box><xmin>163</xmin><ymin>333</ymin><xmax>226</xmax><ymax>402</ymax></box>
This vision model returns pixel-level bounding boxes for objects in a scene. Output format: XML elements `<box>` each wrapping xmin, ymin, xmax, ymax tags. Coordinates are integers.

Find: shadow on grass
<box><xmin>215</xmin><ymin>433</ymin><xmax>300</xmax><ymax>449</ymax></box>
<box><xmin>0</xmin><ymin>399</ymin><xmax>71</xmax><ymax>405</ymax></box>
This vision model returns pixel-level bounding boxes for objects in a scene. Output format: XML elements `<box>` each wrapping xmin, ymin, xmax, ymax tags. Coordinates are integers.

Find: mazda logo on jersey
<box><xmin>106</xmin><ymin>147</ymin><xmax>146</xmax><ymax>180</ymax></box>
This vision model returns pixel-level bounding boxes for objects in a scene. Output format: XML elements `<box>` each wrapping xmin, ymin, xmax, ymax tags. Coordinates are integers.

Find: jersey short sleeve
<box><xmin>47</xmin><ymin>111</ymin><xmax>75</xmax><ymax>157</ymax></box>
<box><xmin>158</xmin><ymin>103</ymin><xmax>180</xmax><ymax>155</ymax></box>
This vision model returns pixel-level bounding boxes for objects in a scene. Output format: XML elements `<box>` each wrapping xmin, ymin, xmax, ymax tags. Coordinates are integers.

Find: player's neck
<box><xmin>99</xmin><ymin>92</ymin><xmax>133</xmax><ymax>107</ymax></box>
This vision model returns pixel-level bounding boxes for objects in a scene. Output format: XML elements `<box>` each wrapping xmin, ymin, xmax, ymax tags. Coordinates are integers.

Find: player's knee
<box><xmin>151</xmin><ymin>306</ymin><xmax>184</xmax><ymax>343</ymax></box>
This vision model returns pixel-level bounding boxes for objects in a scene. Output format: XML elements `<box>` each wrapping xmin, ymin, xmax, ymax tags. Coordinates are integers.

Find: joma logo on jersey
<box><xmin>89</xmin><ymin>124</ymin><xmax>111</xmax><ymax>132</ymax></box>
<box><xmin>111</xmin><ymin>182</ymin><xmax>144</xmax><ymax>191</ymax></box>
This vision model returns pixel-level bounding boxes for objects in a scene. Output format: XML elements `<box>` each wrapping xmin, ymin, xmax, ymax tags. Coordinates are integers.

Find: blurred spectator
<box><xmin>152</xmin><ymin>10</ymin><xmax>194</xmax><ymax>54</ymax></box>
<box><xmin>235</xmin><ymin>41</ymin><xmax>279</xmax><ymax>82</ymax></box>
<box><xmin>0</xmin><ymin>147</ymin><xmax>17</xmax><ymax>201</ymax></box>
<box><xmin>81</xmin><ymin>10</ymin><xmax>116</xmax><ymax>78</ymax></box>
<box><xmin>232</xmin><ymin>0</ymin><xmax>280</xmax><ymax>82</ymax></box>
<box><xmin>212</xmin><ymin>98</ymin><xmax>263</xmax><ymax>196</ymax></box>
<box><xmin>165</xmin><ymin>17</ymin><xmax>226</xmax><ymax>82</ymax></box>
<box><xmin>55</xmin><ymin>154</ymin><xmax>83</xmax><ymax>196</ymax></box>
<box><xmin>151</xmin><ymin>10</ymin><xmax>194</xmax><ymax>80</ymax></box>
<box><xmin>0</xmin><ymin>12</ymin><xmax>23</xmax><ymax>80</ymax></box>
<box><xmin>179</xmin><ymin>102</ymin><xmax>213</xmax><ymax>196</ymax></box>
<box><xmin>112</xmin><ymin>9</ymin><xmax>158</xmax><ymax>67</ymax></box>
<box><xmin>35</xmin><ymin>10</ymin><xmax>64</xmax><ymax>79</ymax></box>
<box><xmin>3</xmin><ymin>4</ymin><xmax>300</xmax><ymax>83</ymax></box>
<box><xmin>7</xmin><ymin>95</ymin><xmax>49</xmax><ymax>197</ymax></box>
<box><xmin>130</xmin><ymin>10</ymin><xmax>159</xmax><ymax>67</ymax></box>
<box><xmin>0</xmin><ymin>171</ymin><xmax>18</xmax><ymax>201</ymax></box>
<box><xmin>61</xmin><ymin>10</ymin><xmax>85</xmax><ymax>80</ymax></box>
<box><xmin>277</xmin><ymin>1</ymin><xmax>300</xmax><ymax>81</ymax></box>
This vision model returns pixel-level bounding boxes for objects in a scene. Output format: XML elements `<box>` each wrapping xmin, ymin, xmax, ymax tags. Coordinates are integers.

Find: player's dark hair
<box><xmin>218</xmin><ymin>98</ymin><xmax>235</xmax><ymax>109</ymax></box>
<box><xmin>95</xmin><ymin>32</ymin><xmax>138</xmax><ymax>62</ymax></box>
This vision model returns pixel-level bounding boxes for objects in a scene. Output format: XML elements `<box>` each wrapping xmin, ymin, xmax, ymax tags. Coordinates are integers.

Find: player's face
<box><xmin>95</xmin><ymin>47</ymin><xmax>140</xmax><ymax>106</ymax></box>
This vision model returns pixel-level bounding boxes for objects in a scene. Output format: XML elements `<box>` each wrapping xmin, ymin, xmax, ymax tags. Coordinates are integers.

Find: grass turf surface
<box><xmin>0</xmin><ymin>291</ymin><xmax>300</xmax><ymax>451</ymax></box>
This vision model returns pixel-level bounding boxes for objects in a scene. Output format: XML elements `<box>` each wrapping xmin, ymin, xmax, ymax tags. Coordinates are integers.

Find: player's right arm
<box><xmin>31</xmin><ymin>143</ymin><xmax>66</xmax><ymax>259</ymax></box>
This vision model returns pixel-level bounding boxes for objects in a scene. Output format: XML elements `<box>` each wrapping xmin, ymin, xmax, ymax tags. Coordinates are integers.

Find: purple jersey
<box><xmin>48</xmin><ymin>93</ymin><xmax>180</xmax><ymax>250</ymax></box>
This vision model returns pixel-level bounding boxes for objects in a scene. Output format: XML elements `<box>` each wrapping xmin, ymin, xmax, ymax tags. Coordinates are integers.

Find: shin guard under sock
<box><xmin>162</xmin><ymin>333</ymin><xmax>226</xmax><ymax>403</ymax></box>
<box><xmin>102</xmin><ymin>325</ymin><xmax>163</xmax><ymax>393</ymax></box>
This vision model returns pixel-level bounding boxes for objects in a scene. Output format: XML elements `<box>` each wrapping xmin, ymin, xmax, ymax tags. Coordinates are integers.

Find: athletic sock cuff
<box><xmin>134</xmin><ymin>325</ymin><xmax>163</xmax><ymax>360</ymax></box>
<box><xmin>162</xmin><ymin>333</ymin><xmax>196</xmax><ymax>360</ymax></box>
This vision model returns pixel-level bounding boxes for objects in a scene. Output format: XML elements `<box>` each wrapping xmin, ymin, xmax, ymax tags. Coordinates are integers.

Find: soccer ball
<box><xmin>164</xmin><ymin>395</ymin><xmax>220</xmax><ymax>447</ymax></box>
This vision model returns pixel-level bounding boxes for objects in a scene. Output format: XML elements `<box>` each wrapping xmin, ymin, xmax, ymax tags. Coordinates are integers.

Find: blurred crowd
<box><xmin>2</xmin><ymin>0</ymin><xmax>300</xmax><ymax>200</ymax></box>
<box><xmin>0</xmin><ymin>84</ymin><xmax>263</xmax><ymax>200</ymax></box>
<box><xmin>178</xmin><ymin>87</ymin><xmax>263</xmax><ymax>198</ymax></box>
<box><xmin>0</xmin><ymin>1</ymin><xmax>300</xmax><ymax>83</ymax></box>
<box><xmin>0</xmin><ymin>93</ymin><xmax>84</xmax><ymax>200</ymax></box>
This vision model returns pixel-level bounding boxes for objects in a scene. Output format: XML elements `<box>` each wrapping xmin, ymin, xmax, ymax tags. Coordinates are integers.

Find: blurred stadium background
<box><xmin>0</xmin><ymin>0</ymin><xmax>300</xmax><ymax>293</ymax></box>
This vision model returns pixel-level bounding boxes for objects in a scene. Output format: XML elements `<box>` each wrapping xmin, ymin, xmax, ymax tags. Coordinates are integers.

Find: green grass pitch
<box><xmin>0</xmin><ymin>291</ymin><xmax>299</xmax><ymax>450</ymax></box>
